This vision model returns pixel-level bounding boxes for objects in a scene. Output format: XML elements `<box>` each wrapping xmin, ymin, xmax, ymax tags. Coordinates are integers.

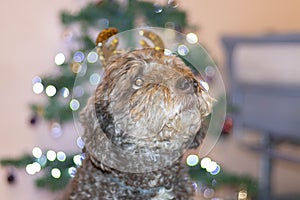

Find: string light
<box><xmin>73</xmin><ymin>86</ymin><xmax>84</xmax><ymax>98</ymax></box>
<box><xmin>46</xmin><ymin>150</ymin><xmax>56</xmax><ymax>162</ymax></box>
<box><xmin>51</xmin><ymin>122</ymin><xmax>62</xmax><ymax>138</ymax></box>
<box><xmin>154</xmin><ymin>3</ymin><xmax>163</xmax><ymax>13</ymax></box>
<box><xmin>186</xmin><ymin>33</ymin><xmax>198</xmax><ymax>44</ymax></box>
<box><xmin>31</xmin><ymin>162</ymin><xmax>41</xmax><ymax>173</ymax></box>
<box><xmin>68</xmin><ymin>167</ymin><xmax>77</xmax><ymax>177</ymax></box>
<box><xmin>32</xmin><ymin>147</ymin><xmax>42</xmax><ymax>159</ymax></box>
<box><xmin>76</xmin><ymin>137</ymin><xmax>85</xmax><ymax>149</ymax></box>
<box><xmin>206</xmin><ymin>161</ymin><xmax>218</xmax><ymax>173</ymax></box>
<box><xmin>186</xmin><ymin>154</ymin><xmax>199</xmax><ymax>166</ymax></box>
<box><xmin>205</xmin><ymin>66</ymin><xmax>216</xmax><ymax>78</ymax></box>
<box><xmin>54</xmin><ymin>53</ymin><xmax>65</xmax><ymax>66</ymax></box>
<box><xmin>32</xmin><ymin>83</ymin><xmax>44</xmax><ymax>94</ymax></box>
<box><xmin>26</xmin><ymin>164</ymin><xmax>36</xmax><ymax>175</ymax></box>
<box><xmin>177</xmin><ymin>44</ymin><xmax>189</xmax><ymax>56</ymax></box>
<box><xmin>73</xmin><ymin>154</ymin><xmax>82</xmax><ymax>166</ymax></box>
<box><xmin>200</xmin><ymin>157</ymin><xmax>211</xmax><ymax>169</ymax></box>
<box><xmin>203</xmin><ymin>188</ymin><xmax>215</xmax><ymax>199</ymax></box>
<box><xmin>57</xmin><ymin>151</ymin><xmax>66</xmax><ymax>162</ymax></box>
<box><xmin>89</xmin><ymin>73</ymin><xmax>101</xmax><ymax>85</ymax></box>
<box><xmin>210</xmin><ymin>165</ymin><xmax>221</xmax><ymax>175</ymax></box>
<box><xmin>37</xmin><ymin>155</ymin><xmax>47</xmax><ymax>167</ymax></box>
<box><xmin>200</xmin><ymin>80</ymin><xmax>209</xmax><ymax>92</ymax></box>
<box><xmin>73</xmin><ymin>51</ymin><xmax>85</xmax><ymax>63</ymax></box>
<box><xmin>87</xmin><ymin>51</ymin><xmax>98</xmax><ymax>63</ymax></box>
<box><xmin>32</xmin><ymin>76</ymin><xmax>42</xmax><ymax>84</ymax></box>
<box><xmin>25</xmin><ymin>162</ymin><xmax>41</xmax><ymax>175</ymax></box>
<box><xmin>51</xmin><ymin>168</ymin><xmax>61</xmax><ymax>179</ymax></box>
<box><xmin>45</xmin><ymin>85</ymin><xmax>57</xmax><ymax>97</ymax></box>
<box><xmin>164</xmin><ymin>49</ymin><xmax>173</xmax><ymax>56</ymax></box>
<box><xmin>70</xmin><ymin>99</ymin><xmax>80</xmax><ymax>111</ymax></box>
<box><xmin>60</xmin><ymin>87</ymin><xmax>70</xmax><ymax>98</ymax></box>
<box><xmin>70</xmin><ymin>62</ymin><xmax>82</xmax><ymax>73</ymax></box>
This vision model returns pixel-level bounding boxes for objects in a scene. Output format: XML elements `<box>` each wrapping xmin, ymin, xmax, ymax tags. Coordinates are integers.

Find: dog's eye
<box><xmin>133</xmin><ymin>77</ymin><xmax>144</xmax><ymax>88</ymax></box>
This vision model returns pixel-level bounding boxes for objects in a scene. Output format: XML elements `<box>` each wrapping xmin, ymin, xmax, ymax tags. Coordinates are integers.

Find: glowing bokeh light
<box><xmin>73</xmin><ymin>86</ymin><xmax>84</xmax><ymax>97</ymax></box>
<box><xmin>164</xmin><ymin>49</ymin><xmax>172</xmax><ymax>56</ymax></box>
<box><xmin>186</xmin><ymin>33</ymin><xmax>198</xmax><ymax>44</ymax></box>
<box><xmin>206</xmin><ymin>161</ymin><xmax>218</xmax><ymax>173</ymax></box>
<box><xmin>51</xmin><ymin>122</ymin><xmax>62</xmax><ymax>138</ymax></box>
<box><xmin>203</xmin><ymin>188</ymin><xmax>215</xmax><ymax>199</ymax></box>
<box><xmin>46</xmin><ymin>150</ymin><xmax>56</xmax><ymax>161</ymax></box>
<box><xmin>200</xmin><ymin>80</ymin><xmax>209</xmax><ymax>92</ymax></box>
<box><xmin>33</xmin><ymin>83</ymin><xmax>44</xmax><ymax>94</ymax></box>
<box><xmin>177</xmin><ymin>44</ymin><xmax>189</xmax><ymax>56</ymax></box>
<box><xmin>57</xmin><ymin>151</ymin><xmax>66</xmax><ymax>162</ymax></box>
<box><xmin>73</xmin><ymin>154</ymin><xmax>82</xmax><ymax>166</ymax></box>
<box><xmin>61</xmin><ymin>87</ymin><xmax>70</xmax><ymax>98</ymax></box>
<box><xmin>68</xmin><ymin>167</ymin><xmax>77</xmax><ymax>177</ymax></box>
<box><xmin>205</xmin><ymin>65</ymin><xmax>216</xmax><ymax>77</ymax></box>
<box><xmin>186</xmin><ymin>154</ymin><xmax>200</xmax><ymax>167</ymax></box>
<box><xmin>32</xmin><ymin>147</ymin><xmax>42</xmax><ymax>159</ymax></box>
<box><xmin>89</xmin><ymin>73</ymin><xmax>101</xmax><ymax>85</ymax></box>
<box><xmin>26</xmin><ymin>164</ymin><xmax>36</xmax><ymax>175</ymax></box>
<box><xmin>210</xmin><ymin>165</ymin><xmax>221</xmax><ymax>175</ymax></box>
<box><xmin>32</xmin><ymin>76</ymin><xmax>42</xmax><ymax>84</ymax></box>
<box><xmin>154</xmin><ymin>4</ymin><xmax>163</xmax><ymax>13</ymax></box>
<box><xmin>54</xmin><ymin>53</ymin><xmax>65</xmax><ymax>66</ymax></box>
<box><xmin>70</xmin><ymin>99</ymin><xmax>80</xmax><ymax>111</ymax></box>
<box><xmin>45</xmin><ymin>85</ymin><xmax>57</xmax><ymax>97</ymax></box>
<box><xmin>73</xmin><ymin>51</ymin><xmax>85</xmax><ymax>63</ymax></box>
<box><xmin>200</xmin><ymin>157</ymin><xmax>211</xmax><ymax>169</ymax></box>
<box><xmin>51</xmin><ymin>168</ymin><xmax>61</xmax><ymax>179</ymax></box>
<box><xmin>76</xmin><ymin>137</ymin><xmax>85</xmax><ymax>149</ymax></box>
<box><xmin>32</xmin><ymin>162</ymin><xmax>41</xmax><ymax>173</ymax></box>
<box><xmin>37</xmin><ymin>155</ymin><xmax>47</xmax><ymax>167</ymax></box>
<box><xmin>87</xmin><ymin>51</ymin><xmax>98</xmax><ymax>63</ymax></box>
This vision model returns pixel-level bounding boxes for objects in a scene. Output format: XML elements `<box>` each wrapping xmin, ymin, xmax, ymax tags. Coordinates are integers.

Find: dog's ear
<box><xmin>188</xmin><ymin>126</ymin><xmax>207</xmax><ymax>149</ymax></box>
<box><xmin>94</xmin><ymin>98</ymin><xmax>124</xmax><ymax>146</ymax></box>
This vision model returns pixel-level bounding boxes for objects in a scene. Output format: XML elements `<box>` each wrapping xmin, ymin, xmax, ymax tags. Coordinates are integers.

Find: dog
<box><xmin>64</xmin><ymin>29</ymin><xmax>213</xmax><ymax>200</ymax></box>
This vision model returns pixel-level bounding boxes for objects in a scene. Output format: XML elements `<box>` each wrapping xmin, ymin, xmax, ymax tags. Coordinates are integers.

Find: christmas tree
<box><xmin>1</xmin><ymin>0</ymin><xmax>257</xmax><ymax>198</ymax></box>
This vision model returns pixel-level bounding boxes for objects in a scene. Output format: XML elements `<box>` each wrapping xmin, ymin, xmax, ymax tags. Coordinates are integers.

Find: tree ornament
<box><xmin>29</xmin><ymin>113</ymin><xmax>38</xmax><ymax>126</ymax></box>
<box><xmin>6</xmin><ymin>169</ymin><xmax>16</xmax><ymax>184</ymax></box>
<box><xmin>222</xmin><ymin>116</ymin><xmax>233</xmax><ymax>135</ymax></box>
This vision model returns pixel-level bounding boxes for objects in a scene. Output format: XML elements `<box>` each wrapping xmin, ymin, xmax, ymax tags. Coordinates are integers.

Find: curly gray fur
<box><xmin>63</xmin><ymin>49</ymin><xmax>213</xmax><ymax>200</ymax></box>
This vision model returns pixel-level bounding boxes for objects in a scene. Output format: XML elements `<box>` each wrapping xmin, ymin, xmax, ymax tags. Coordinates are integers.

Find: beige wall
<box><xmin>179</xmin><ymin>0</ymin><xmax>300</xmax><ymax>63</ymax></box>
<box><xmin>0</xmin><ymin>0</ymin><xmax>300</xmax><ymax>199</ymax></box>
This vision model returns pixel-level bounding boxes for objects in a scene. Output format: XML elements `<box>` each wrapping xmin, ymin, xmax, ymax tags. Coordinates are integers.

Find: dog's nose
<box><xmin>175</xmin><ymin>77</ymin><xmax>194</xmax><ymax>94</ymax></box>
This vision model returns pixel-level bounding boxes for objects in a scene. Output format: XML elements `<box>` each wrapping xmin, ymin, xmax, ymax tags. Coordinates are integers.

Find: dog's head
<box><xmin>80</xmin><ymin>30</ymin><xmax>213</xmax><ymax>172</ymax></box>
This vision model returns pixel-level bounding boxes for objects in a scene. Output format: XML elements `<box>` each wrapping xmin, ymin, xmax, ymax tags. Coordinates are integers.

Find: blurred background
<box><xmin>1</xmin><ymin>0</ymin><xmax>300</xmax><ymax>199</ymax></box>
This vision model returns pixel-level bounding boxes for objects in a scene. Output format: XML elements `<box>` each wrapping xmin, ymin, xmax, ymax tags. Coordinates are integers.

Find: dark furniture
<box><xmin>222</xmin><ymin>34</ymin><xmax>300</xmax><ymax>200</ymax></box>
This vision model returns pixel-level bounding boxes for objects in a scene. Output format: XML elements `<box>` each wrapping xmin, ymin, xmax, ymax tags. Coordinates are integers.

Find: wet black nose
<box><xmin>175</xmin><ymin>77</ymin><xmax>194</xmax><ymax>94</ymax></box>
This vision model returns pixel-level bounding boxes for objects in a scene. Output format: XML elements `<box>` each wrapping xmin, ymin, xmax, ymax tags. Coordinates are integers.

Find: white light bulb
<box><xmin>46</xmin><ymin>150</ymin><xmax>56</xmax><ymax>161</ymax></box>
<box><xmin>186</xmin><ymin>33</ymin><xmax>198</xmax><ymax>44</ymax></box>
<box><xmin>32</xmin><ymin>147</ymin><xmax>42</xmax><ymax>158</ymax></box>
<box><xmin>51</xmin><ymin>168</ymin><xmax>61</xmax><ymax>179</ymax></box>
<box><xmin>54</xmin><ymin>53</ymin><xmax>65</xmax><ymax>66</ymax></box>
<box><xmin>45</xmin><ymin>85</ymin><xmax>57</xmax><ymax>97</ymax></box>
<box><xmin>186</xmin><ymin>154</ymin><xmax>199</xmax><ymax>166</ymax></box>
<box><xmin>33</xmin><ymin>83</ymin><xmax>44</xmax><ymax>94</ymax></box>
<box><xmin>200</xmin><ymin>157</ymin><xmax>211</xmax><ymax>169</ymax></box>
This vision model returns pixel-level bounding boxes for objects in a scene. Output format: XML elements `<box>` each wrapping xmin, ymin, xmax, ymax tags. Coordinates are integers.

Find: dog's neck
<box><xmin>88</xmin><ymin>152</ymin><xmax>190</xmax><ymax>189</ymax></box>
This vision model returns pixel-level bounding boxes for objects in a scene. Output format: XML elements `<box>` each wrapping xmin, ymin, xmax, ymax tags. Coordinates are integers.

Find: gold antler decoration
<box><xmin>95</xmin><ymin>28</ymin><xmax>166</xmax><ymax>66</ymax></box>
<box><xmin>139</xmin><ymin>30</ymin><xmax>165</xmax><ymax>51</ymax></box>
<box><xmin>96</xmin><ymin>28</ymin><xmax>119</xmax><ymax>66</ymax></box>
